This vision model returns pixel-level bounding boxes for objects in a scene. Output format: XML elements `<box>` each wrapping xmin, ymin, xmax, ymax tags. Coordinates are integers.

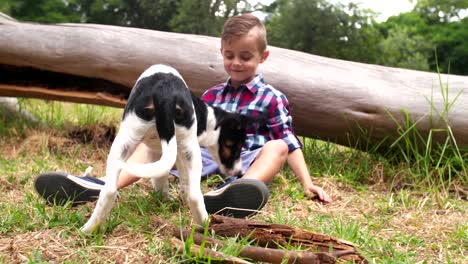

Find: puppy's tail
<box><xmin>123</xmin><ymin>137</ymin><xmax>177</xmax><ymax>178</ymax></box>
<box><xmin>123</xmin><ymin>95</ymin><xmax>178</xmax><ymax>179</ymax></box>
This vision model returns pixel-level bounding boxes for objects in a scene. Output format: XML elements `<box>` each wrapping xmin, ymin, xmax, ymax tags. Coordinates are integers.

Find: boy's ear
<box><xmin>260</xmin><ymin>49</ymin><xmax>269</xmax><ymax>63</ymax></box>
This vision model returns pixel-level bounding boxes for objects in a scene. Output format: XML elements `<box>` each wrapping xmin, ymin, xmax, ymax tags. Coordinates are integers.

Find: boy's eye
<box><xmin>223</xmin><ymin>52</ymin><xmax>252</xmax><ymax>61</ymax></box>
<box><xmin>223</xmin><ymin>51</ymin><xmax>233</xmax><ymax>57</ymax></box>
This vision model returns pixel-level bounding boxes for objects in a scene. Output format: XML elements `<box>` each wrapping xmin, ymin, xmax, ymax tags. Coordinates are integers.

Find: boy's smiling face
<box><xmin>221</xmin><ymin>28</ymin><xmax>269</xmax><ymax>88</ymax></box>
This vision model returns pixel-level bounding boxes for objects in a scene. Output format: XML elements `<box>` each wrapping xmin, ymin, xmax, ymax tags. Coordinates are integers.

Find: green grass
<box><xmin>0</xmin><ymin>98</ymin><xmax>466</xmax><ymax>263</ymax></box>
<box><xmin>384</xmin><ymin>68</ymin><xmax>467</xmax><ymax>191</ymax></box>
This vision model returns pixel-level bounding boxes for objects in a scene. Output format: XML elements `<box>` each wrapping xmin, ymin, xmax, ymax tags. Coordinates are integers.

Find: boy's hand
<box><xmin>304</xmin><ymin>185</ymin><xmax>333</xmax><ymax>203</ymax></box>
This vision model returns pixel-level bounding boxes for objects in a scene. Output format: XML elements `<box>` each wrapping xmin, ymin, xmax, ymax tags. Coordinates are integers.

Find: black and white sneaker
<box><xmin>203</xmin><ymin>178</ymin><xmax>269</xmax><ymax>218</ymax></box>
<box><xmin>34</xmin><ymin>171</ymin><xmax>104</xmax><ymax>206</ymax></box>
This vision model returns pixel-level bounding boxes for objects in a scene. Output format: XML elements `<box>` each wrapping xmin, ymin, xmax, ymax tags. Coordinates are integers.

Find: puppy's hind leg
<box><xmin>81</xmin><ymin>118</ymin><xmax>149</xmax><ymax>233</ymax></box>
<box><xmin>176</xmin><ymin>128</ymin><xmax>208</xmax><ymax>225</ymax></box>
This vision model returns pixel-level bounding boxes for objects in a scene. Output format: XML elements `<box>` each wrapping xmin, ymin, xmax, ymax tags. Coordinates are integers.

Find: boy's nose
<box><xmin>232</xmin><ymin>57</ymin><xmax>242</xmax><ymax>66</ymax></box>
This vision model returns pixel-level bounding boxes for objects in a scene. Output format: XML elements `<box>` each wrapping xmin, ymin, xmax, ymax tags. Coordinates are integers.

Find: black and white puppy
<box><xmin>81</xmin><ymin>64</ymin><xmax>254</xmax><ymax>233</ymax></box>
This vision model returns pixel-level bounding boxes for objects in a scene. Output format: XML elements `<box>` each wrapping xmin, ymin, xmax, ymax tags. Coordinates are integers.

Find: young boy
<box><xmin>35</xmin><ymin>13</ymin><xmax>332</xmax><ymax>218</ymax></box>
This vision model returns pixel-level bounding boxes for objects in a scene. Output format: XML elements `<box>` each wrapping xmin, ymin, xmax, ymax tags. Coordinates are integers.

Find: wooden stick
<box><xmin>209</xmin><ymin>215</ymin><xmax>355</xmax><ymax>251</ymax></box>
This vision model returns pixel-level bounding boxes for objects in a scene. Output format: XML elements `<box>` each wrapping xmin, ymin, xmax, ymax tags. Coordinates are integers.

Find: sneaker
<box><xmin>203</xmin><ymin>178</ymin><xmax>269</xmax><ymax>218</ymax></box>
<box><xmin>34</xmin><ymin>171</ymin><xmax>105</xmax><ymax>206</ymax></box>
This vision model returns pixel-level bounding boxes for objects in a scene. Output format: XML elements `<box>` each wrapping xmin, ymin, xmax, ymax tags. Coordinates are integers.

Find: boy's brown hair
<box><xmin>221</xmin><ymin>13</ymin><xmax>267</xmax><ymax>53</ymax></box>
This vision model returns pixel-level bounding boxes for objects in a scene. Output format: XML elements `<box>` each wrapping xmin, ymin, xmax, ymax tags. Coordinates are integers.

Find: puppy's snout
<box><xmin>224</xmin><ymin>168</ymin><xmax>242</xmax><ymax>177</ymax></box>
<box><xmin>219</xmin><ymin>157</ymin><xmax>243</xmax><ymax>178</ymax></box>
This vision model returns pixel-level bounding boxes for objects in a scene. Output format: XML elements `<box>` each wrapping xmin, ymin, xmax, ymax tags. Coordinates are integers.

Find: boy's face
<box><xmin>221</xmin><ymin>28</ymin><xmax>269</xmax><ymax>88</ymax></box>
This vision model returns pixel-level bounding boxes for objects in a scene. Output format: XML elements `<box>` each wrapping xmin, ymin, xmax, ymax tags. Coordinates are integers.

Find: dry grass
<box><xmin>260</xmin><ymin>169</ymin><xmax>466</xmax><ymax>262</ymax></box>
<box><xmin>0</xmin><ymin>228</ymin><xmax>166</xmax><ymax>263</ymax></box>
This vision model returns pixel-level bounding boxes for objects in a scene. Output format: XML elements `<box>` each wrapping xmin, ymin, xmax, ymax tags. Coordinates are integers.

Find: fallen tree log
<box><xmin>1</xmin><ymin>13</ymin><xmax>467</xmax><ymax>153</ymax></box>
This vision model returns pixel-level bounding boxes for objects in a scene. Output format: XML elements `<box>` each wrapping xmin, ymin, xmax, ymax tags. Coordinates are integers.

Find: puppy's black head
<box><xmin>215</xmin><ymin>112</ymin><xmax>266</xmax><ymax>176</ymax></box>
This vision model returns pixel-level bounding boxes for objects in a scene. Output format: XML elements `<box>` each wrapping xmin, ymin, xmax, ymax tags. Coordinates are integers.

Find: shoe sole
<box><xmin>34</xmin><ymin>172</ymin><xmax>101</xmax><ymax>206</ymax></box>
<box><xmin>203</xmin><ymin>178</ymin><xmax>269</xmax><ymax>218</ymax></box>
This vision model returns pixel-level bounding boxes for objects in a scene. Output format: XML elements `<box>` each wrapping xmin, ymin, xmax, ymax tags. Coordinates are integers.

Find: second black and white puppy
<box><xmin>81</xmin><ymin>64</ymin><xmax>255</xmax><ymax>233</ymax></box>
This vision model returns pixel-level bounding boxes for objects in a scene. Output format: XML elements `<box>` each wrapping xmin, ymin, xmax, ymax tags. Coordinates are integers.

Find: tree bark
<box><xmin>1</xmin><ymin>13</ymin><xmax>467</xmax><ymax>152</ymax></box>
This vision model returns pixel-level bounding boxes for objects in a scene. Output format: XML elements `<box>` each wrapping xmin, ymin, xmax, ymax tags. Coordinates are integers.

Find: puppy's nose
<box><xmin>225</xmin><ymin>168</ymin><xmax>242</xmax><ymax>177</ymax></box>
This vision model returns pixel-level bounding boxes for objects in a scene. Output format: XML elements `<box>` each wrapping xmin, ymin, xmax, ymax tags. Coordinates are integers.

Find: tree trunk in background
<box><xmin>1</xmin><ymin>13</ymin><xmax>467</xmax><ymax>153</ymax></box>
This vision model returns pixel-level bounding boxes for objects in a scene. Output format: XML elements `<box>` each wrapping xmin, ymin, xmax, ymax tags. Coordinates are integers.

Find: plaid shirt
<box><xmin>202</xmin><ymin>74</ymin><xmax>302</xmax><ymax>152</ymax></box>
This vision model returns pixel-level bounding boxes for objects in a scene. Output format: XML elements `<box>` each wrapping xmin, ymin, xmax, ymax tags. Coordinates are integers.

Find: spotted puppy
<box><xmin>80</xmin><ymin>64</ymin><xmax>257</xmax><ymax>233</ymax></box>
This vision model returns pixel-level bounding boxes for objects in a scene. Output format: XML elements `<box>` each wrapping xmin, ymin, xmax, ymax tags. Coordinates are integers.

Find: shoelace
<box><xmin>82</xmin><ymin>166</ymin><xmax>94</xmax><ymax>177</ymax></box>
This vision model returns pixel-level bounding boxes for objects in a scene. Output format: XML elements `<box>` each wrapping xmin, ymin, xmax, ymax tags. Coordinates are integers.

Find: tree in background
<box><xmin>1</xmin><ymin>0</ymin><xmax>179</xmax><ymax>31</ymax></box>
<box><xmin>1</xmin><ymin>0</ymin><xmax>466</xmax><ymax>75</ymax></box>
<box><xmin>430</xmin><ymin>18</ymin><xmax>468</xmax><ymax>75</ymax></box>
<box><xmin>377</xmin><ymin>12</ymin><xmax>432</xmax><ymax>71</ymax></box>
<box><xmin>413</xmin><ymin>0</ymin><xmax>468</xmax><ymax>75</ymax></box>
<box><xmin>377</xmin><ymin>27</ymin><xmax>431</xmax><ymax>71</ymax></box>
<box><xmin>0</xmin><ymin>0</ymin><xmax>12</xmax><ymax>16</ymax></box>
<box><xmin>265</xmin><ymin>0</ymin><xmax>382</xmax><ymax>64</ymax></box>
<box><xmin>169</xmin><ymin>0</ymin><xmax>253</xmax><ymax>36</ymax></box>
<box><xmin>1</xmin><ymin>0</ymin><xmax>252</xmax><ymax>36</ymax></box>
<box><xmin>413</xmin><ymin>0</ymin><xmax>468</xmax><ymax>24</ymax></box>
<box><xmin>169</xmin><ymin>0</ymin><xmax>222</xmax><ymax>36</ymax></box>
<box><xmin>69</xmin><ymin>0</ymin><xmax>179</xmax><ymax>31</ymax></box>
<box><xmin>380</xmin><ymin>0</ymin><xmax>468</xmax><ymax>74</ymax></box>
<box><xmin>7</xmin><ymin>0</ymin><xmax>81</xmax><ymax>23</ymax></box>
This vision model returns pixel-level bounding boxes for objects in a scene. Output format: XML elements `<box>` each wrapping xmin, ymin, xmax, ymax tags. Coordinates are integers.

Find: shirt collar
<box><xmin>223</xmin><ymin>74</ymin><xmax>264</xmax><ymax>95</ymax></box>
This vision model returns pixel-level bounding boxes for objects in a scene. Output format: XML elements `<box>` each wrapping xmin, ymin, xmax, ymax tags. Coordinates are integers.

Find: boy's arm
<box><xmin>265</xmin><ymin>89</ymin><xmax>331</xmax><ymax>203</ymax></box>
<box><xmin>287</xmin><ymin>148</ymin><xmax>333</xmax><ymax>203</ymax></box>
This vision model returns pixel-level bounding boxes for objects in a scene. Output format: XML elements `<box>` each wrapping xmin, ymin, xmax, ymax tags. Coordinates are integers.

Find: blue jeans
<box><xmin>170</xmin><ymin>147</ymin><xmax>261</xmax><ymax>178</ymax></box>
